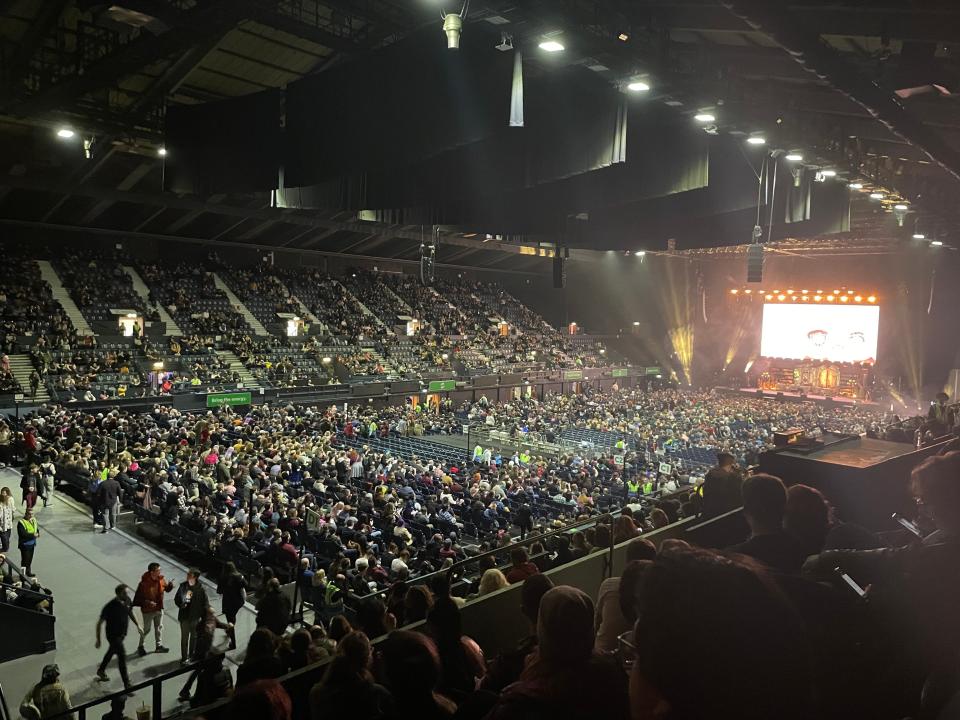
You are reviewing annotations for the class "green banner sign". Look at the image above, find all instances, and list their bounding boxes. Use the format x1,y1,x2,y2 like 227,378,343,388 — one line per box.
206,391,252,408
427,380,456,392
611,368,629,378
645,367,661,376
563,370,584,381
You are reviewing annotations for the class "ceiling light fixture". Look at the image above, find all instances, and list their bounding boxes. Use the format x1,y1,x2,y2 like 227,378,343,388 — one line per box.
912,233,925,240
627,81,650,92
848,182,863,189
747,136,766,145
539,40,565,52
785,153,803,162
157,148,167,157
894,203,908,211
634,250,646,256
694,113,715,123
931,240,944,247
820,169,837,177
869,192,884,200
56,128,75,139
618,32,629,42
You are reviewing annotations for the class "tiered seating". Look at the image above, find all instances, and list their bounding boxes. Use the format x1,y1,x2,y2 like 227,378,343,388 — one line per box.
0,256,75,352
218,265,301,332
339,270,408,328
382,275,468,335
231,337,333,388
51,252,146,324
278,268,379,343
137,262,251,335
45,346,144,400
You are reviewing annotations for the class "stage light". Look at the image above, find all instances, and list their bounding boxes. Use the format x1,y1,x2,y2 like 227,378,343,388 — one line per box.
847,290,854,294
814,295,822,302
618,32,629,42
786,289,794,294
867,296,876,303
816,289,823,294
157,147,167,157
801,295,809,301
634,250,646,256
747,136,766,145
539,40,565,52
827,295,835,302
894,203,908,211
833,289,840,294
931,240,944,247
744,289,752,294
840,296,848,302
777,294,786,301
730,289,738,295
913,233,925,240
869,192,884,199
785,153,803,162
633,321,640,326
848,182,863,189
694,113,715,123
773,290,780,294
765,294,773,300
854,295,862,302
820,169,837,177
627,81,650,92
801,289,808,294
56,128,75,139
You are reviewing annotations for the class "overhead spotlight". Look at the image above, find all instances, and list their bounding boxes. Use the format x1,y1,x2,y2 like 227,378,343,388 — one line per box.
632,321,640,326
848,182,863,189
785,153,803,162
618,32,629,42
786,289,794,295
764,294,773,300
840,296,849,302
801,295,809,301
894,203,908,211
730,289,738,295
744,289,752,294
820,169,837,177
777,294,786,301
747,136,766,145
56,128,75,139
441,1,469,49
913,233,926,240
833,289,840,294
869,192,884,200
867,296,876,303
634,250,646,257
627,80,650,92
827,295,835,302
157,147,167,157
694,113,715,123
847,290,854,294
814,295,822,302
854,295,863,302
931,240,944,247
539,40,565,52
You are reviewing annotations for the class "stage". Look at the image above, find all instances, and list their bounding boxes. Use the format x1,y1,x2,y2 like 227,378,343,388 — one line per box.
716,386,881,408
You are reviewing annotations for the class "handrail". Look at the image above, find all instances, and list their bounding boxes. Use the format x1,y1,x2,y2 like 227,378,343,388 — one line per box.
0,580,55,614
0,682,11,720
350,511,620,604
46,661,200,720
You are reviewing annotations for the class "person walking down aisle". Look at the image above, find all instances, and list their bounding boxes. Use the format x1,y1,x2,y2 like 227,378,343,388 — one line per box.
96,584,144,690
19,664,72,720
175,569,209,663
217,561,247,650
18,506,39,576
132,562,174,656
96,470,122,533
20,464,39,510
0,485,15,552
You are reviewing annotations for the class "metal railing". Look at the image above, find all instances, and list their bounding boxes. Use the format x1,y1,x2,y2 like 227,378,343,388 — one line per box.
47,662,200,720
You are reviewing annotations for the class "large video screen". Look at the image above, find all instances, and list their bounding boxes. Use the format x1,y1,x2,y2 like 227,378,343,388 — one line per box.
760,303,879,363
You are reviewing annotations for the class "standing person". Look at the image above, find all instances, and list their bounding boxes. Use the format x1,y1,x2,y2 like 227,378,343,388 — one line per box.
96,584,144,690
255,577,291,638
29,369,40,399
0,486,14,552
17,506,39,576
132,562,174,656
96,471,122,534
20,465,39,510
39,457,56,508
216,561,247,650
19,664,72,720
175,569,209,663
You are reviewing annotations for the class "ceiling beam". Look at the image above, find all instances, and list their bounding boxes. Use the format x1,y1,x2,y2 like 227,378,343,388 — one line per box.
75,160,155,225
1,0,71,95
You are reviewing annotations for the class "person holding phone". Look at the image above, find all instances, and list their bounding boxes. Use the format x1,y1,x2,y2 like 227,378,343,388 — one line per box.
175,568,209,664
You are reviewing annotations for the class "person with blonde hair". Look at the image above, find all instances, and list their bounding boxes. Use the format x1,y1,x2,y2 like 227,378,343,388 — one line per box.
0,486,15,552
477,568,509,596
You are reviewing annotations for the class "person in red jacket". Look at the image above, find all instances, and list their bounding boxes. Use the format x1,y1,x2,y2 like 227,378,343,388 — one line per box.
132,562,174,655
505,547,540,584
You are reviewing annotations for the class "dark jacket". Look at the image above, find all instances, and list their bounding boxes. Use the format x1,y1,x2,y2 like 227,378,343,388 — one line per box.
217,572,248,615
97,477,121,508
174,581,209,623
255,588,292,636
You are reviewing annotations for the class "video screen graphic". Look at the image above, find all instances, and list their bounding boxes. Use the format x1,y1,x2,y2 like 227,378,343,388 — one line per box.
760,303,879,363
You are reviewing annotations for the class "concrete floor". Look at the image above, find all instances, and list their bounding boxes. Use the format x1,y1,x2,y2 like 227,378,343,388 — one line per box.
0,468,256,717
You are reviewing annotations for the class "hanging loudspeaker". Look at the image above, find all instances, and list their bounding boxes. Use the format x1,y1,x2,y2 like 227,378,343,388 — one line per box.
747,243,764,283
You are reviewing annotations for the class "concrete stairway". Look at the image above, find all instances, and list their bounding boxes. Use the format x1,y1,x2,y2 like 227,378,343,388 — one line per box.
216,349,261,389
211,273,270,337
8,354,50,402
122,265,183,335
333,280,393,335
35,260,93,336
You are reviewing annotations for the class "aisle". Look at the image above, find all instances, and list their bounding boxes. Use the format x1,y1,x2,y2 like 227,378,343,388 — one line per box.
0,468,255,715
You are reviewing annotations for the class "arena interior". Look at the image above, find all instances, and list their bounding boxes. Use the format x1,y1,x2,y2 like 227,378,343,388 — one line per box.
1,2,960,720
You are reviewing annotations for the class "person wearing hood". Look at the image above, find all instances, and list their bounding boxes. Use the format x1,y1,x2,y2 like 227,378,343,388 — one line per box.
486,585,628,720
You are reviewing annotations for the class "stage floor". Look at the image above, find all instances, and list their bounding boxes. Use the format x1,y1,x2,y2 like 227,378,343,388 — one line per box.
717,386,881,408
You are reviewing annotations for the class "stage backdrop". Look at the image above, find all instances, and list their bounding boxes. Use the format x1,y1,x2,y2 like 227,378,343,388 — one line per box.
760,303,879,364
